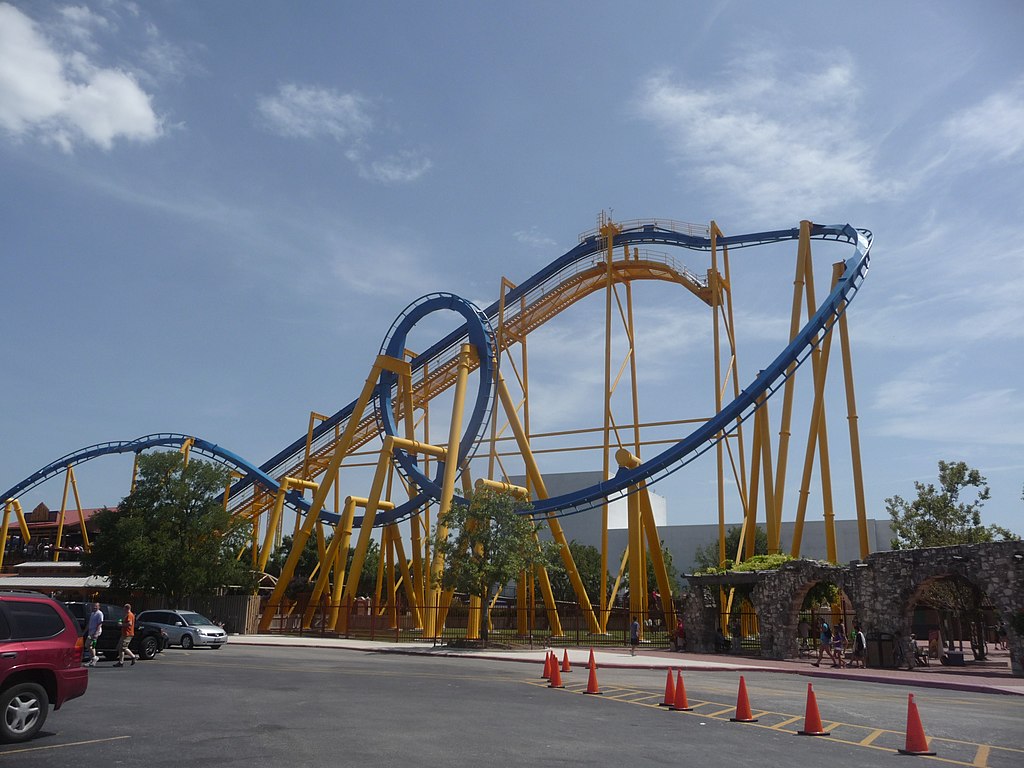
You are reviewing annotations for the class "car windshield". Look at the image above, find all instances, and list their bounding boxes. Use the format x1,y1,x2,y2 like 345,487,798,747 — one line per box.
180,612,216,626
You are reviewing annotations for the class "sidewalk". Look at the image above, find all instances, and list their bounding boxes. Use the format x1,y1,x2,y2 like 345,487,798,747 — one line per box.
229,634,1024,697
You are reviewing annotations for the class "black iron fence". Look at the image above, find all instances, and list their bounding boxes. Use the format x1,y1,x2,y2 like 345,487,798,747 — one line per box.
267,595,675,650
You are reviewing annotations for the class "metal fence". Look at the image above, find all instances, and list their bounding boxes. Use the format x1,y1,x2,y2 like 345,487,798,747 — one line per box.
268,596,675,650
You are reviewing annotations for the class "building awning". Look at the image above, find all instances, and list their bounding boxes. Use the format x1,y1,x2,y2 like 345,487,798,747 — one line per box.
0,575,110,590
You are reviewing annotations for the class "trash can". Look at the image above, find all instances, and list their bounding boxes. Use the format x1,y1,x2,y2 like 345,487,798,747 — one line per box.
866,632,895,668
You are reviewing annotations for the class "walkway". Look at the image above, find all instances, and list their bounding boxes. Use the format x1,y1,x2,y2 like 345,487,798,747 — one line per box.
230,634,1024,697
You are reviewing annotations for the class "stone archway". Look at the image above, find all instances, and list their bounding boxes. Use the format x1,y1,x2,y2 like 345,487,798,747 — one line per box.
680,541,1024,676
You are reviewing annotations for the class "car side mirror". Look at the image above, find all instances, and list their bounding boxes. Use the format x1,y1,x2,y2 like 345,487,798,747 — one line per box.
176,622,185,626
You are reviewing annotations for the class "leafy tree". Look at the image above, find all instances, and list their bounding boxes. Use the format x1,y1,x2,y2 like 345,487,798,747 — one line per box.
433,488,558,644
693,524,768,572
83,452,255,602
548,541,605,603
886,460,1016,549
266,533,323,579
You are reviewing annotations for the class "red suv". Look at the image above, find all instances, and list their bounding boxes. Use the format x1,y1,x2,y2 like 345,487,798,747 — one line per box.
0,592,88,742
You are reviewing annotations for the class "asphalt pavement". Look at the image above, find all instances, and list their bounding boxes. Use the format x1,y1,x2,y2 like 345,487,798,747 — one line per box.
230,633,1024,697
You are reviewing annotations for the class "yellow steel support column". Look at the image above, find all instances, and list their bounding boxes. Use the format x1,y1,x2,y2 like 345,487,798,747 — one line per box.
790,271,841,560
599,215,621,632
772,221,812,531
130,453,140,494
834,262,871,559
423,344,474,637
55,465,86,560
259,355,408,632
495,374,599,634
710,223,727,568
336,440,398,634
757,399,778,554
324,496,361,629
0,503,12,571
617,449,676,628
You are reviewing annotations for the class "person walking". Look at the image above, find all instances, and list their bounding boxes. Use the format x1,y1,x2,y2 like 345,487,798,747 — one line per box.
114,603,138,667
85,602,103,667
812,619,834,667
850,622,867,668
832,623,848,667
629,617,640,656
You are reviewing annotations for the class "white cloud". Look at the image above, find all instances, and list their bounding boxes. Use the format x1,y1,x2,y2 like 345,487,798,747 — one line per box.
944,81,1024,162
257,82,431,184
0,3,161,151
513,227,557,250
635,53,904,221
359,150,432,184
257,83,372,142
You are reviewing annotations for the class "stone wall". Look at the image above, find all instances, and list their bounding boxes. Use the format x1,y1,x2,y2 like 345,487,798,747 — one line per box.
682,540,1024,676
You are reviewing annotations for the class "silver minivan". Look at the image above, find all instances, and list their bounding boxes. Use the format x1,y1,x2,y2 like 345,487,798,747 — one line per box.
135,610,227,649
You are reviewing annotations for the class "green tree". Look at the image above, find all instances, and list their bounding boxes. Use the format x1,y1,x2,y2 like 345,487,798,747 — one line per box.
693,524,768,571
433,488,558,644
83,452,255,602
548,541,605,603
886,460,1015,549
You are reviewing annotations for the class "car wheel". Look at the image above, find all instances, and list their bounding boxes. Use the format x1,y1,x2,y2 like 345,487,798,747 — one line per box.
141,636,159,660
0,682,49,744
180,634,194,650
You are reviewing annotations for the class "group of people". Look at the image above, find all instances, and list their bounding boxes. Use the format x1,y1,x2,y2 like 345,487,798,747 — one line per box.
810,618,866,668
84,602,140,667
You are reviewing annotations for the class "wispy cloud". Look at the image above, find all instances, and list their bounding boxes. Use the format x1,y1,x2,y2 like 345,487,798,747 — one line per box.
257,82,431,184
258,84,372,142
513,227,557,250
0,3,162,151
635,51,905,222
943,79,1024,163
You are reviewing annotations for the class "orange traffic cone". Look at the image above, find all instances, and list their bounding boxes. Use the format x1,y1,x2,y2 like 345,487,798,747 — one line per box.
548,657,565,689
542,651,553,679
670,671,693,712
659,669,676,707
897,694,936,756
588,647,596,670
562,649,572,673
730,675,758,722
583,660,602,695
797,683,830,736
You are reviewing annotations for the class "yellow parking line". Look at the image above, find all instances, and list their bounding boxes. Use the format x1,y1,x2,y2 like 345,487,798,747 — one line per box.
770,715,804,730
971,745,990,767
858,728,886,746
0,735,130,757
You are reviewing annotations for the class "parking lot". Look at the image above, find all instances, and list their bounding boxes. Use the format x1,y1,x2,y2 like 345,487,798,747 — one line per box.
6,644,1024,766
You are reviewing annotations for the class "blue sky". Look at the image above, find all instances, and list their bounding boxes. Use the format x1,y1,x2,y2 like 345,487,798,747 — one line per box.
1,1,1022,538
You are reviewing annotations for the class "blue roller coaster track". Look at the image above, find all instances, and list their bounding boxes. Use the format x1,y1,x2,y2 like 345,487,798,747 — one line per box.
2,221,871,531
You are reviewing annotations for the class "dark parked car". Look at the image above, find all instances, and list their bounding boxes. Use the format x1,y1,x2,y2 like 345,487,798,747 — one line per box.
63,603,168,660
0,591,89,743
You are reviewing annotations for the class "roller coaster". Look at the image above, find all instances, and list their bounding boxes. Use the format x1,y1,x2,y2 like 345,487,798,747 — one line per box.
2,214,872,639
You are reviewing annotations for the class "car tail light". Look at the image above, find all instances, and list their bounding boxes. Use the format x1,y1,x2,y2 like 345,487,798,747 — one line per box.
75,636,84,652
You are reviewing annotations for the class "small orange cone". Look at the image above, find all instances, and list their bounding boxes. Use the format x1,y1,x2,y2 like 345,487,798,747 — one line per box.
670,671,693,711
583,660,602,695
542,651,553,679
730,675,758,722
797,683,830,736
562,649,572,673
588,647,596,670
659,669,676,707
548,657,565,689
897,694,936,756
